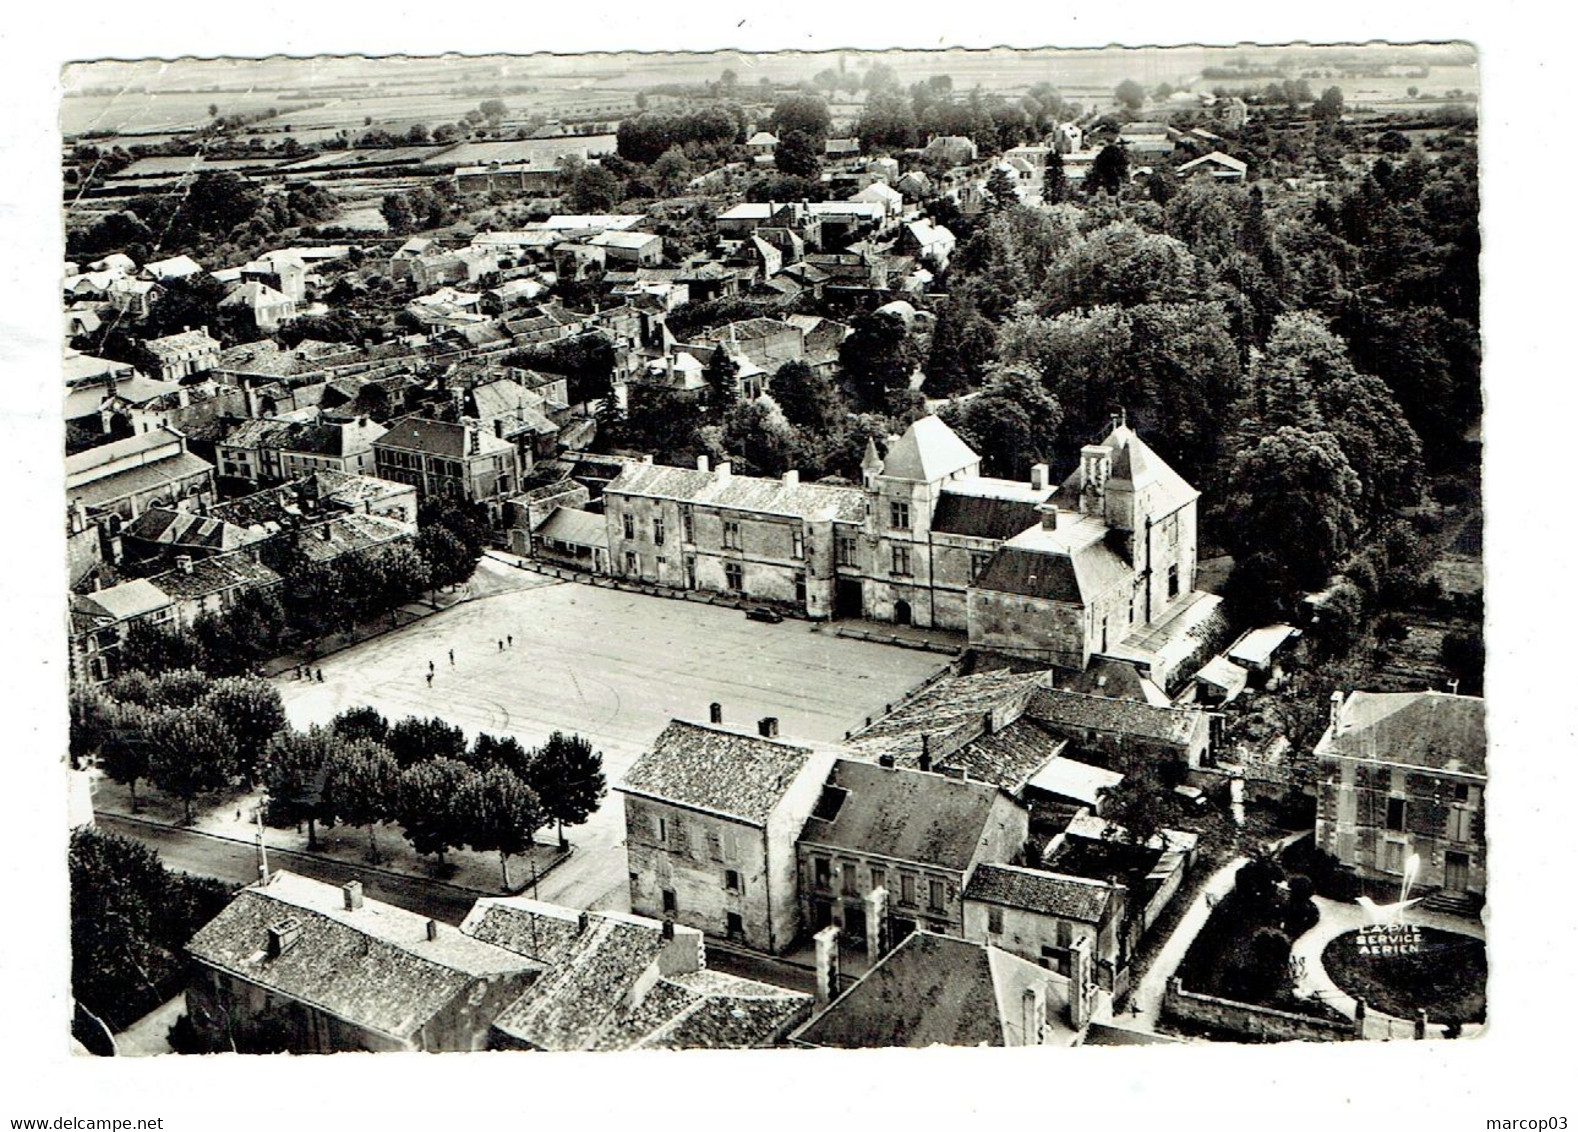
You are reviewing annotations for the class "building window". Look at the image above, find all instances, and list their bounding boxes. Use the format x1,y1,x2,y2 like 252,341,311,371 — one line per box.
656,555,667,571
707,831,723,861
870,866,886,893
927,879,945,913
656,816,668,844
726,911,744,937
837,533,858,567
795,571,807,604
683,509,695,543
662,888,677,915
842,862,860,896
653,517,665,545
813,857,831,890
723,828,739,863
1056,920,1073,948
726,869,742,893
625,551,639,576
988,905,1004,935
1447,806,1474,843
1386,796,1407,833
1454,782,1471,803
1384,840,1405,874
971,552,992,581
723,520,742,549
792,529,805,559
890,501,910,530
623,513,635,540
1167,564,1180,598
900,874,916,907
725,562,744,592
892,545,912,577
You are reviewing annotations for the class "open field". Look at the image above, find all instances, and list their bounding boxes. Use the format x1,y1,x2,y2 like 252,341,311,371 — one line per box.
276,559,948,910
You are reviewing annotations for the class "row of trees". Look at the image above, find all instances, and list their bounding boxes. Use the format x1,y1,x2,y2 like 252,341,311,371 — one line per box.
71,669,289,822
263,707,605,887
116,499,486,680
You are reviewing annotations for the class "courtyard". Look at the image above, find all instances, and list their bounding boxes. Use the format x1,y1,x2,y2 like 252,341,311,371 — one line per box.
276,558,951,910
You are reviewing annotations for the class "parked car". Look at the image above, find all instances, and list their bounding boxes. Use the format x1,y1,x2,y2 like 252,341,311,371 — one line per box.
745,606,784,624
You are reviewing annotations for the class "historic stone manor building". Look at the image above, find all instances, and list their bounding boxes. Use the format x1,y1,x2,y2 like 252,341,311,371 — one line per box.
594,414,1204,678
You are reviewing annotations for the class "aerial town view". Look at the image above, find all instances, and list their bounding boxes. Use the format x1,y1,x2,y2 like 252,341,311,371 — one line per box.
56,41,1487,1064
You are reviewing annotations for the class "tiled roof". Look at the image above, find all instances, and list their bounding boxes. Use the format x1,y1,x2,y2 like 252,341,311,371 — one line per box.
221,418,298,451
294,513,412,563
798,759,1004,872
144,329,219,359
187,872,537,1042
605,462,864,523
844,670,1045,776
1322,691,1486,776
947,719,1068,792
795,931,1076,1048
964,863,1115,922
122,507,255,553
149,551,280,601
621,720,822,825
880,416,979,482
1027,688,1206,747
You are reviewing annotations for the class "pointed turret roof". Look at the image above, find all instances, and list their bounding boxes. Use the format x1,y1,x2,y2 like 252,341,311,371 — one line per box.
880,415,979,483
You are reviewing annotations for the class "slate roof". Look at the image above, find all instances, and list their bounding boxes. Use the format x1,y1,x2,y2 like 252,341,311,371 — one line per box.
964,863,1115,922
932,492,1043,540
880,416,979,482
795,931,1077,1048
605,462,864,523
620,720,821,826
973,518,1132,605
972,546,1081,603
798,759,1004,872
1321,691,1486,776
1050,423,1198,518
1027,688,1206,747
69,451,215,509
187,872,538,1043
375,416,514,459
122,507,254,553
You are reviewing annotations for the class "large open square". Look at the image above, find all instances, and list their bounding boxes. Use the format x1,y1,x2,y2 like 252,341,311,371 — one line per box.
277,558,950,909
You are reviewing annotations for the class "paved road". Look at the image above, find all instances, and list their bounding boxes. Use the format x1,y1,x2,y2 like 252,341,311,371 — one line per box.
99,815,479,924
276,557,948,911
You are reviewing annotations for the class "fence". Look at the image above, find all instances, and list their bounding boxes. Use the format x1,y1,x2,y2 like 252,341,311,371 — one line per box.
1162,978,1362,1042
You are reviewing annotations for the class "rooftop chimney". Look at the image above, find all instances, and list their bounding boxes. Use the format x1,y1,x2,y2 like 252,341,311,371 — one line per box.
578,911,591,934
342,880,364,911
709,702,723,725
176,554,194,575
1030,463,1049,492
715,461,732,478
878,753,896,769
1330,690,1345,729
494,419,505,438
661,917,675,940
1079,445,1111,516
426,919,440,941
697,454,711,473
782,469,800,487
467,426,480,456
918,733,933,773
1038,504,1059,532
266,918,302,958
758,717,780,739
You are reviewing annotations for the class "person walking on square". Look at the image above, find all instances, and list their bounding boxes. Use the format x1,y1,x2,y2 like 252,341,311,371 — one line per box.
426,671,433,687
498,639,504,652
449,649,455,666
429,660,435,676
507,634,513,648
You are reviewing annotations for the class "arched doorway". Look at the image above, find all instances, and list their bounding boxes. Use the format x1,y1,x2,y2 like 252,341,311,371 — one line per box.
893,599,912,626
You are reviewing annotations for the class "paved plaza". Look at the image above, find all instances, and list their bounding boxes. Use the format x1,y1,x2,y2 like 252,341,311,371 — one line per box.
277,559,950,909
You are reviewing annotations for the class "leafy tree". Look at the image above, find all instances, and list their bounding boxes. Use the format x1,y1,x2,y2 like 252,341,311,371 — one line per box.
768,94,832,146
1097,761,1171,848
1041,150,1068,204
457,765,543,889
417,527,474,594
855,91,918,152
471,732,536,779
396,757,472,864
118,619,206,678
526,731,607,849
146,706,239,824
720,397,800,477
839,311,918,410
380,193,415,235
98,704,156,813
1114,79,1146,112
1312,86,1345,121
651,146,693,196
387,715,468,767
261,726,334,849
331,705,389,747
200,676,286,785
925,295,997,397
1226,926,1294,1003
70,686,117,767
1087,143,1130,196
561,155,622,214
704,345,740,415
322,740,401,862
1221,427,1365,612
147,668,212,710
938,366,1062,480
70,827,234,1031
479,98,508,123
983,167,1020,212
769,360,841,432
774,129,823,179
